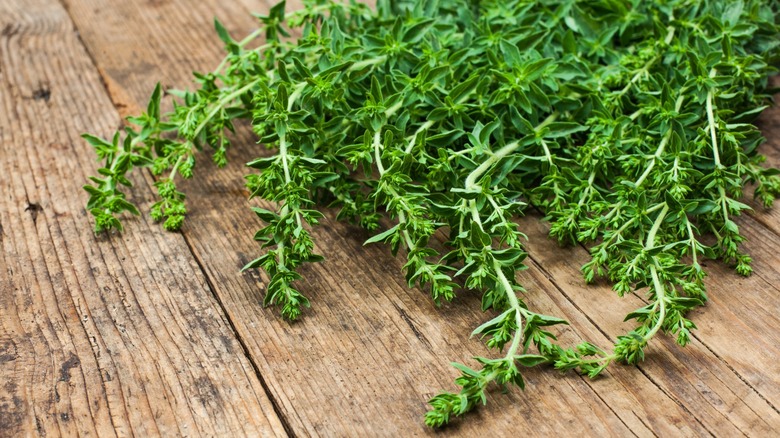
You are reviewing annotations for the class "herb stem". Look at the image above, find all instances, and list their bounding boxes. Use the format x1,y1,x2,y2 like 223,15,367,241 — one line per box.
349,56,388,71
465,112,558,189
576,172,597,209
405,120,434,154
464,140,520,189
373,130,386,175
643,203,670,340
577,354,617,365
284,56,387,114
706,90,721,167
540,139,554,166
645,203,668,247
613,26,674,100
275,132,299,270
168,152,185,180
685,219,699,266
705,82,731,223
279,133,292,183
374,129,415,249
634,94,684,188
288,81,308,111
633,94,685,187
239,28,265,47
495,256,525,359
468,198,528,365
645,265,667,340
215,43,272,75
601,202,665,248
193,79,261,140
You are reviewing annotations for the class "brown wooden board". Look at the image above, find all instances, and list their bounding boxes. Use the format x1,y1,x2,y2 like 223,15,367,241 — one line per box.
58,0,780,435
0,0,286,436
3,0,780,435
519,214,780,434
751,100,780,236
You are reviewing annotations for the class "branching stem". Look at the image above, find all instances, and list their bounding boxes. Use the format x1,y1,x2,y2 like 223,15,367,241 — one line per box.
465,113,559,189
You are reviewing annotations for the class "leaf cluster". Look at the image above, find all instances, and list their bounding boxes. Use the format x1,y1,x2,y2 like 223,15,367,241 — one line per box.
82,0,780,428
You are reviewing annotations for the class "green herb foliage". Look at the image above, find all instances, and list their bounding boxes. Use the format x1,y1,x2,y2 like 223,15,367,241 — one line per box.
83,0,780,428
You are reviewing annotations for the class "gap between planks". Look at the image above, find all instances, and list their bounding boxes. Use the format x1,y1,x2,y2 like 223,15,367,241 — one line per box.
179,229,296,438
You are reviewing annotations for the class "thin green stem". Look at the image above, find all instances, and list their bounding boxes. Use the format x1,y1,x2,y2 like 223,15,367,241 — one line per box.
287,81,308,112
612,26,674,100
274,133,299,269
706,90,721,167
643,203,670,341
239,28,265,47
193,79,262,139
349,55,388,71
685,219,699,266
279,134,292,183
706,83,731,223
468,199,528,364
405,120,434,154
600,202,666,248
464,141,521,189
576,353,617,365
633,94,685,188
645,202,669,247
465,113,558,190
645,266,667,340
374,129,415,249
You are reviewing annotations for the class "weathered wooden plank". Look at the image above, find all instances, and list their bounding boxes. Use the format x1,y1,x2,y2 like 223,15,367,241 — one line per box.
518,213,780,436
61,0,780,436
0,1,287,436
59,1,645,434
202,165,722,435
61,0,273,118
516,101,780,430
749,101,780,236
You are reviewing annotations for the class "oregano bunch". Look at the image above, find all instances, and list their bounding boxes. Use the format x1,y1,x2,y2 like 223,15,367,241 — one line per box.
83,0,780,428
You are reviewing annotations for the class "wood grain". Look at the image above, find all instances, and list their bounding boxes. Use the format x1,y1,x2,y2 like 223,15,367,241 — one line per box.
59,0,636,434
58,0,780,436
750,100,780,236
0,0,286,436
518,213,780,435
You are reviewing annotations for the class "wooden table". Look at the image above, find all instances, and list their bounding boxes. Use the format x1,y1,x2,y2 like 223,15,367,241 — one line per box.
2,0,780,436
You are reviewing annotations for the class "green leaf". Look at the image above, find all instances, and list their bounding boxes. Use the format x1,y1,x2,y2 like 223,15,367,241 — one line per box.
471,309,512,337
251,207,279,223
543,122,587,139
364,224,399,245
214,19,233,45
451,362,481,378
515,354,550,367
147,83,162,120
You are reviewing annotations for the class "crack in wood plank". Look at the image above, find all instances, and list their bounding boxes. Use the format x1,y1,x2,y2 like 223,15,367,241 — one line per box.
178,226,295,438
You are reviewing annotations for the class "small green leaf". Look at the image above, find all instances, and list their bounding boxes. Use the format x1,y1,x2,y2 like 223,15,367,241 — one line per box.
515,354,550,367
364,224,399,245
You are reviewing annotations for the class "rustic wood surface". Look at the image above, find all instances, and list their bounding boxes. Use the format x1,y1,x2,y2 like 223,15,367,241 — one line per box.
1,0,779,436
